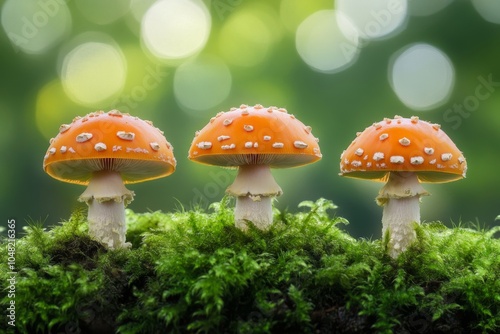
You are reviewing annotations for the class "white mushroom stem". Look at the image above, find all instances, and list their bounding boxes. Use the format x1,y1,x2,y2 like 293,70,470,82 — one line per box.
226,165,282,230
376,172,429,258
78,171,134,249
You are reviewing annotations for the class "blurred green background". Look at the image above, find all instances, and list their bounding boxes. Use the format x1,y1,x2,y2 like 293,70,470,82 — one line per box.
1,0,499,238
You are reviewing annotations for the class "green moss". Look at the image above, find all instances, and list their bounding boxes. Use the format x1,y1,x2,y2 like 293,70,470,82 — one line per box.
1,198,499,333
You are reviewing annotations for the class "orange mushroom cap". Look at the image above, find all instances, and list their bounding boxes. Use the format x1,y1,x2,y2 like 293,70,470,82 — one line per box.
188,104,322,168
339,116,467,183
43,110,176,185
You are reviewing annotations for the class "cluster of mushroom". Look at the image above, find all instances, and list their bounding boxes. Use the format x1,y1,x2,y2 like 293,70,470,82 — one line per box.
43,108,467,258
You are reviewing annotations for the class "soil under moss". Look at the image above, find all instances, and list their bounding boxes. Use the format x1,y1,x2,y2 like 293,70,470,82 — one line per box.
1,198,499,333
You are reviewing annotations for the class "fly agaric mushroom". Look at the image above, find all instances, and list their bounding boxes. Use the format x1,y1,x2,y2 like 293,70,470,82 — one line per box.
43,110,176,249
188,104,322,230
340,116,467,258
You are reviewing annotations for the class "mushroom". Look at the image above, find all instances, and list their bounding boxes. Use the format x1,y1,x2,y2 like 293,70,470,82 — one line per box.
188,104,322,230
43,110,176,249
339,116,467,258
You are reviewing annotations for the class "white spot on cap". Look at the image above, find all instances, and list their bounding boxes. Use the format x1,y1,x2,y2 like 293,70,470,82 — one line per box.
68,147,76,153
150,142,160,151
217,135,230,142
294,141,308,149
410,116,419,123
244,141,253,148
390,156,405,164
243,124,254,132
254,142,258,148
367,162,372,167
351,160,362,167
117,131,135,141
372,123,382,130
458,156,465,164
441,153,452,161
437,164,445,169
263,136,271,141
76,133,93,143
223,119,233,126
221,144,236,150
108,110,123,117
429,159,436,165
94,143,107,152
410,156,424,165
304,126,312,134
49,148,56,155
197,141,212,149
379,133,389,141
424,147,434,155
373,152,385,161
272,142,284,149
399,137,411,146
354,148,364,156
60,146,67,153
59,124,71,133
113,145,122,152
241,109,249,116
432,124,441,130
126,147,147,153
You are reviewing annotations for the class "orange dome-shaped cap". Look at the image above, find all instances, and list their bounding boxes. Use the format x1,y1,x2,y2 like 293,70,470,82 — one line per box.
43,110,176,185
340,116,467,183
188,104,322,168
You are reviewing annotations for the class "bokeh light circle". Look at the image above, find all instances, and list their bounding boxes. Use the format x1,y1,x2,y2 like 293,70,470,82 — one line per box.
60,39,127,107
1,0,71,54
36,80,87,141
141,0,211,60
295,10,360,73
389,43,455,110
218,10,273,67
337,0,408,40
174,55,232,112
472,0,500,24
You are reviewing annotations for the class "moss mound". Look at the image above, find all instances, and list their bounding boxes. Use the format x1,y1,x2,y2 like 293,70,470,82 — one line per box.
1,198,499,333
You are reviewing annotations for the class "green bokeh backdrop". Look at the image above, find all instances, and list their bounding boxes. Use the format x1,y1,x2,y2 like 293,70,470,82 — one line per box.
1,0,499,239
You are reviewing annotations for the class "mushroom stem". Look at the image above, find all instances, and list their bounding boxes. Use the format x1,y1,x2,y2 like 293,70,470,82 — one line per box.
226,165,282,230
377,172,428,258
381,196,420,258
78,171,134,249
234,196,273,230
